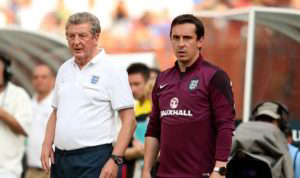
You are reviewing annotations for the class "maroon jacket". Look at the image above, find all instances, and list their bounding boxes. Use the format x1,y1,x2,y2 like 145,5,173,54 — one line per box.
146,54,235,178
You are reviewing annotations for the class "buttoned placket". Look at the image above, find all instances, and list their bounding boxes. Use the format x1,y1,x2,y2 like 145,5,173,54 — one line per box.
73,61,93,88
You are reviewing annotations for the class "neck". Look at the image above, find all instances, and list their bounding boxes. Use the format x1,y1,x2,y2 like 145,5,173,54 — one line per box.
139,96,146,105
36,91,51,102
178,53,199,72
75,48,100,69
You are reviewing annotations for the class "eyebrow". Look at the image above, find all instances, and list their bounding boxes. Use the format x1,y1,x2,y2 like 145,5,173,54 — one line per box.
172,34,193,38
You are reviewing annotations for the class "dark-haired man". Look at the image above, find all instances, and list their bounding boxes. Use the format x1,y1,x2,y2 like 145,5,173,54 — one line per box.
0,55,32,178
142,14,235,178
125,63,151,178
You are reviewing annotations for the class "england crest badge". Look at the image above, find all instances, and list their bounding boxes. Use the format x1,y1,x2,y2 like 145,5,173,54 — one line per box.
91,75,100,84
189,79,199,90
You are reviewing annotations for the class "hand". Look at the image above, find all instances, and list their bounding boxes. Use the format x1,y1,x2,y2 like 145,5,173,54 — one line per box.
132,140,144,157
0,108,7,120
99,158,118,178
141,169,152,178
40,143,54,174
209,171,224,178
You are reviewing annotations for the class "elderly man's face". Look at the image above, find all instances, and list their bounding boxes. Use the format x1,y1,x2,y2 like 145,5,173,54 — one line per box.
66,23,99,61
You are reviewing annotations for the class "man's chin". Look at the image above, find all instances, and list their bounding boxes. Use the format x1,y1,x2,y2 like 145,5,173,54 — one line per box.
74,54,84,60
177,58,189,63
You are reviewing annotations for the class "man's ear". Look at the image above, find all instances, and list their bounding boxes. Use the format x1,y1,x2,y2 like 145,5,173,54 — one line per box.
197,37,204,49
94,33,100,46
197,37,204,50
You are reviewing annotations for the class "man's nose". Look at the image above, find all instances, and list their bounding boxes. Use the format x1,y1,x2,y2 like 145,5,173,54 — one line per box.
73,35,80,44
178,38,184,47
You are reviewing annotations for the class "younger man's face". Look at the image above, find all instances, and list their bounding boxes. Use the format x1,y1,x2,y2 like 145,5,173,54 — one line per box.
128,73,147,101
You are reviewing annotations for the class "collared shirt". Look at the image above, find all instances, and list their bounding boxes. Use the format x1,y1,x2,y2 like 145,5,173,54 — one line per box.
0,82,32,177
52,49,134,150
146,54,235,178
288,144,300,178
26,91,53,168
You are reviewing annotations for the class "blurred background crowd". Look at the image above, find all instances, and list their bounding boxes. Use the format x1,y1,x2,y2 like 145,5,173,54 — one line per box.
0,0,300,69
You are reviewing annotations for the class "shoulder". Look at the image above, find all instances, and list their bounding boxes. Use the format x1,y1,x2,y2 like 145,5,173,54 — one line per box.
201,61,225,76
58,58,73,71
288,144,300,154
7,82,30,99
55,58,74,78
156,66,176,83
201,60,231,84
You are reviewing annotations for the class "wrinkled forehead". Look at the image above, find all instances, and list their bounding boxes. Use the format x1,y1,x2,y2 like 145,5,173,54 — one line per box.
66,23,91,34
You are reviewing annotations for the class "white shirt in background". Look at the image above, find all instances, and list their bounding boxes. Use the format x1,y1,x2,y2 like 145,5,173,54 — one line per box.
26,91,53,168
0,82,32,178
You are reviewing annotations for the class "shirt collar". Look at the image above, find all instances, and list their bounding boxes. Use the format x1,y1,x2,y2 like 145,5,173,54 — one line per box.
33,90,54,104
71,48,106,67
175,53,203,73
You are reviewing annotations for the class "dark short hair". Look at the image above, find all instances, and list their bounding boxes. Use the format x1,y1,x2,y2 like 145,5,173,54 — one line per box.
170,14,205,40
0,54,12,86
127,63,150,81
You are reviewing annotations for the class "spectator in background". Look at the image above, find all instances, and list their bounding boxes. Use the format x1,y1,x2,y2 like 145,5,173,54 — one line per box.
230,101,294,178
107,0,132,51
142,14,235,178
0,54,32,178
129,12,164,52
291,0,300,9
231,0,253,8
25,64,55,178
256,0,290,7
196,0,230,11
286,129,300,178
149,68,160,80
40,12,136,178
125,63,151,178
39,12,63,36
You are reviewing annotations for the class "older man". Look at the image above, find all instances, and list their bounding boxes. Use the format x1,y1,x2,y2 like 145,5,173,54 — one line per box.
25,64,55,178
41,12,136,178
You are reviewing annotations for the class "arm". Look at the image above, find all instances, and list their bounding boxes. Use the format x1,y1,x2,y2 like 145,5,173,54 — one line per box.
142,77,161,178
142,137,160,178
209,161,227,178
41,109,57,174
0,108,26,135
100,108,136,178
113,108,137,156
0,87,32,136
209,71,235,178
124,139,144,160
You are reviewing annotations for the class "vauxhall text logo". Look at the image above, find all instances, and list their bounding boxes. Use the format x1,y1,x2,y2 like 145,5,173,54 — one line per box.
170,97,179,109
160,97,193,117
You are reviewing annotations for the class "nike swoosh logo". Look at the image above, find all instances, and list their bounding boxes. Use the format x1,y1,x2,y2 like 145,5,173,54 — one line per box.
160,84,168,89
